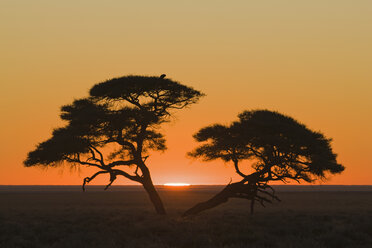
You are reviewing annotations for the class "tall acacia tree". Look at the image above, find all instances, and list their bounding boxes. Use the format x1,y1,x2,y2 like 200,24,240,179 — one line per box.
25,75,204,215
183,110,344,216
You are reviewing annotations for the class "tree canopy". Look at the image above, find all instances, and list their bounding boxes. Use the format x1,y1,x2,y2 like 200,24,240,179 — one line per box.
25,75,204,215
184,110,344,216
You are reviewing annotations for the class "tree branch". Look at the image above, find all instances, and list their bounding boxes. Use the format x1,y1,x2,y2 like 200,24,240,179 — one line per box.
104,172,117,190
108,160,136,167
113,169,142,182
82,171,110,191
233,159,247,178
64,156,104,170
89,145,105,166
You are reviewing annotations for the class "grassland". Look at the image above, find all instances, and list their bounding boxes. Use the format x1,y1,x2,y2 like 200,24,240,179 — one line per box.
0,185,371,248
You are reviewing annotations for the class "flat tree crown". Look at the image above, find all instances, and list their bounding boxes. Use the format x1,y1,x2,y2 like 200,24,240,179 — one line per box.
25,75,204,168
189,110,344,183
90,75,204,116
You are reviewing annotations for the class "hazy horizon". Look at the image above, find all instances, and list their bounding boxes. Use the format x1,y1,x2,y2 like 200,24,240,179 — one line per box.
1,183,372,186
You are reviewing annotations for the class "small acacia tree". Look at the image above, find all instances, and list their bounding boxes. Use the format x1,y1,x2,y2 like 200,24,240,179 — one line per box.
183,110,344,216
25,75,204,215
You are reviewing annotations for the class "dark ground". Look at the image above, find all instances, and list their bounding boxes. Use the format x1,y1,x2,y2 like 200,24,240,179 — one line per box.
0,185,371,248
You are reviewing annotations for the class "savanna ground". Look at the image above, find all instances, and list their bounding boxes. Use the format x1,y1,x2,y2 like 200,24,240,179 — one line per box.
0,185,371,248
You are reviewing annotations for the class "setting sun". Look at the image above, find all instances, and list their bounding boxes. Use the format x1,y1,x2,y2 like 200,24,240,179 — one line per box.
163,183,191,187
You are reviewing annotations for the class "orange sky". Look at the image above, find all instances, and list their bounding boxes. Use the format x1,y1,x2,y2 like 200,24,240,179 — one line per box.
0,1,371,185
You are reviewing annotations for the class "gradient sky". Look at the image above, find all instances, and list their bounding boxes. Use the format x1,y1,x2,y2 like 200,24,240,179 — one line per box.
1,1,371,185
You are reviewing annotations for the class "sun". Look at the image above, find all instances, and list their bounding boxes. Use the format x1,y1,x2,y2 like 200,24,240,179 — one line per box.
163,183,191,187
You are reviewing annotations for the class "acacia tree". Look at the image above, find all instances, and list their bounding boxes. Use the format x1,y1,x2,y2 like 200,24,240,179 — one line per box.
25,75,204,215
183,110,344,216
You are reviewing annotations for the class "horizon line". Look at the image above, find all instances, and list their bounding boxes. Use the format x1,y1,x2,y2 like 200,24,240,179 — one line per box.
1,184,372,186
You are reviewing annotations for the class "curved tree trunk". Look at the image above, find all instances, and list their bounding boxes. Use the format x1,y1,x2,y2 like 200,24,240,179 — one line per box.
183,181,254,217
142,174,166,215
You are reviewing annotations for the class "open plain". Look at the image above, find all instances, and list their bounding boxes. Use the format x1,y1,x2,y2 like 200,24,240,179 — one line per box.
0,185,371,248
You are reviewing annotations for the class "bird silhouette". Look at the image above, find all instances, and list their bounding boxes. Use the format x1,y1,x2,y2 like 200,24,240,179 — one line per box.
160,74,166,79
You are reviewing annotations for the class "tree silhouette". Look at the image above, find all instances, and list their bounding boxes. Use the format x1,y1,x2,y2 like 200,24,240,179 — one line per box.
25,75,204,215
183,110,344,216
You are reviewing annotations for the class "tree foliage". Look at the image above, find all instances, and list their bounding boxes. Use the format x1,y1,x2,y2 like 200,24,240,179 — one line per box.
184,110,344,216
25,75,204,215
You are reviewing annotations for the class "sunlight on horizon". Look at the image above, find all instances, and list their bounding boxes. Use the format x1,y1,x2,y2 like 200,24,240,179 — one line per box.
164,183,191,187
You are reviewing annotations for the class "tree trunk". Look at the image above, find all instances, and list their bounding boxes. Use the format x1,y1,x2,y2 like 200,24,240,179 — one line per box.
183,181,252,217
250,199,255,215
142,175,166,215
182,190,229,217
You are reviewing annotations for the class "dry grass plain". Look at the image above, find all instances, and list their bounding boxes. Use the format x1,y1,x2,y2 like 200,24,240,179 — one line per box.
0,185,371,248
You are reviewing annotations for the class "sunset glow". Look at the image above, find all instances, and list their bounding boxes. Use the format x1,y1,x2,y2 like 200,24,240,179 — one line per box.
164,183,191,187
1,2,371,247
0,1,371,186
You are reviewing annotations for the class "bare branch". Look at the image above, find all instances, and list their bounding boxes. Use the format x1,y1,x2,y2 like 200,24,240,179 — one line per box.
134,165,140,177
108,160,136,167
113,169,142,182
104,173,117,190
233,159,247,178
257,188,281,202
90,146,105,165
82,171,109,191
